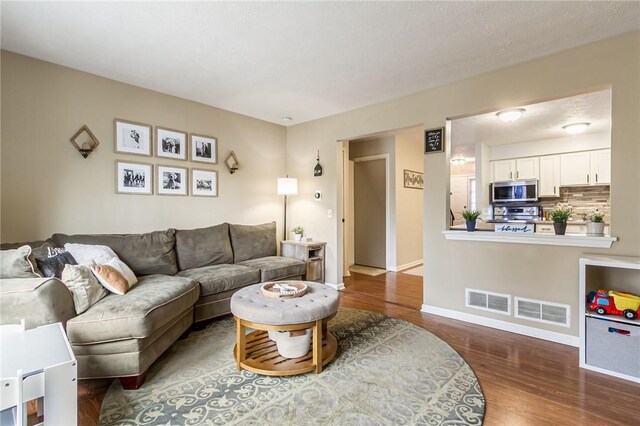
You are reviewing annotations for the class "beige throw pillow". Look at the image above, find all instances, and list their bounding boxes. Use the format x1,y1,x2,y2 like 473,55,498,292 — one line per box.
92,265,130,295
0,245,41,278
61,264,108,314
91,257,137,295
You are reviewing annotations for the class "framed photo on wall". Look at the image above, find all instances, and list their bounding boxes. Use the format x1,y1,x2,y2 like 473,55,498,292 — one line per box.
190,133,218,164
115,161,153,195
191,169,218,197
157,165,188,196
425,127,444,154
403,169,423,189
114,119,152,156
156,127,187,160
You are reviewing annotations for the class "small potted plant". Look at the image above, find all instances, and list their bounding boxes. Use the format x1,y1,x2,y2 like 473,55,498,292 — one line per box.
586,211,605,236
461,210,482,232
550,205,572,235
291,225,304,241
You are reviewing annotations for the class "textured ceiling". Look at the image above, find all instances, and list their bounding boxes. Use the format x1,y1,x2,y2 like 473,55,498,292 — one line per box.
450,89,612,159
1,2,638,125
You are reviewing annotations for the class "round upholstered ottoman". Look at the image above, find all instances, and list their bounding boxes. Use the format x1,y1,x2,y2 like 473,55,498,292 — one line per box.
230,281,339,376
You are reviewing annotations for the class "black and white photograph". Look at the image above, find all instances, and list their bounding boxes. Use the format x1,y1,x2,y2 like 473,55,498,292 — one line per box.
116,161,153,194
156,127,187,160
157,165,188,196
114,119,152,156
190,133,218,164
191,169,218,197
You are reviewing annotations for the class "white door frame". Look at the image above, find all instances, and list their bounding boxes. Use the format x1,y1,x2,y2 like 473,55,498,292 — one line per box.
350,153,392,270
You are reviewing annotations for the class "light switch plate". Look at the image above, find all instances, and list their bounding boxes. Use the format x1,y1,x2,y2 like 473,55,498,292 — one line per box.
327,209,333,219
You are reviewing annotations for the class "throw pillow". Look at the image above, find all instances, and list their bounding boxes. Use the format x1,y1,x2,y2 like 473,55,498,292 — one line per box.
34,246,77,279
91,265,130,295
91,257,138,295
0,245,41,278
64,243,117,266
61,264,108,314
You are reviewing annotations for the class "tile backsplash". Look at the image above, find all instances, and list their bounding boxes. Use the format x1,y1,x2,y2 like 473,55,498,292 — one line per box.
540,185,610,221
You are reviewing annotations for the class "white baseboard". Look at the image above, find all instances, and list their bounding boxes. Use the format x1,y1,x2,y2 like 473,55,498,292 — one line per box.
326,282,345,291
421,304,579,347
388,260,422,272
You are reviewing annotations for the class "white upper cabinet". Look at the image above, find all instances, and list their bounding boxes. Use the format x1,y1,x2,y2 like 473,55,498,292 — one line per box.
492,159,515,182
539,155,560,197
560,149,611,186
515,157,539,180
491,157,539,182
590,149,611,185
560,151,591,185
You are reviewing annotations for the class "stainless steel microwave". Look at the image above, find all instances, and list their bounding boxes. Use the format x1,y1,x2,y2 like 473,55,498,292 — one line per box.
491,179,539,203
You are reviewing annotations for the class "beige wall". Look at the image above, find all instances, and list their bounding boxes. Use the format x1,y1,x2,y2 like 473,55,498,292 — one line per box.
286,31,640,337
1,51,287,242
394,128,423,268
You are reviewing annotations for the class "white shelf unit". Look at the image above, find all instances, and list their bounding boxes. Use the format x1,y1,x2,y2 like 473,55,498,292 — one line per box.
579,255,640,383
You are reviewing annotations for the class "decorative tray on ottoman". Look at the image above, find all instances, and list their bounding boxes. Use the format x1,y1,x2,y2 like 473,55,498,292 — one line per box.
261,281,308,299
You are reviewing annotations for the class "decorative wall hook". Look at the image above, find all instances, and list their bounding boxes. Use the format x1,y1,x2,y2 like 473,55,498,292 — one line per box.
225,151,239,174
70,125,100,158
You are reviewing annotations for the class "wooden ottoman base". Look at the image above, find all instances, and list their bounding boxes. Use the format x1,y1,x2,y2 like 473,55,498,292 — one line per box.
233,315,337,376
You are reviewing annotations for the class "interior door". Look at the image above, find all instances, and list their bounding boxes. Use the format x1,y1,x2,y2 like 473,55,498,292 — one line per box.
450,176,469,225
354,159,386,268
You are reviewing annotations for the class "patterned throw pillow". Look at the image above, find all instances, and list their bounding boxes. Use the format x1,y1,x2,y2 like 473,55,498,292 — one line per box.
34,246,77,279
0,245,41,278
61,264,108,314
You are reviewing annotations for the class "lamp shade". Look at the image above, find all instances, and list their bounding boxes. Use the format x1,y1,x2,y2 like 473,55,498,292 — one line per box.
277,177,298,195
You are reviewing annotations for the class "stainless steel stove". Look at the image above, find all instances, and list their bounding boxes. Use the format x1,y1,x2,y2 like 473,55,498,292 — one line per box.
490,204,542,223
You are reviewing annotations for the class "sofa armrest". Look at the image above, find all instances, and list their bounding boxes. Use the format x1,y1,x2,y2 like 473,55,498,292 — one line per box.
0,277,76,328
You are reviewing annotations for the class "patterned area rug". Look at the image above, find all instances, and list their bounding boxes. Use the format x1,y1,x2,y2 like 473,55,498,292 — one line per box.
99,308,485,425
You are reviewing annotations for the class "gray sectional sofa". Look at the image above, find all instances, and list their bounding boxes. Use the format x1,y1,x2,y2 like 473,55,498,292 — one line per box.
0,222,306,388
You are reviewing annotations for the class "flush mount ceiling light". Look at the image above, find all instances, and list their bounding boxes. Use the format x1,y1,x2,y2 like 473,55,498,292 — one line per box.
281,116,292,122
450,157,466,165
496,108,525,122
563,122,590,134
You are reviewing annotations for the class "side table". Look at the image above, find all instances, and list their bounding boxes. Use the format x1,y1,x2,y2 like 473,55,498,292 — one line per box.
281,240,326,283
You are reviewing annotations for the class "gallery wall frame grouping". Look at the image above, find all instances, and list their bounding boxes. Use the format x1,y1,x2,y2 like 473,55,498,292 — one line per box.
114,118,218,163
114,118,219,197
115,161,219,197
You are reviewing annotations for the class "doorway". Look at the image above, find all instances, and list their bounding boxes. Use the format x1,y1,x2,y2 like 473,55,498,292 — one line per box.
353,156,387,269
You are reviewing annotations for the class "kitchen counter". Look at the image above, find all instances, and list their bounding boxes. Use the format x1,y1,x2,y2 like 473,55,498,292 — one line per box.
450,222,496,231
534,220,610,225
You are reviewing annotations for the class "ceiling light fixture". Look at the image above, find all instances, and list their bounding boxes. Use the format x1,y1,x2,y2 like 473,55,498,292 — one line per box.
450,157,466,165
496,108,525,122
562,122,590,134
281,116,292,122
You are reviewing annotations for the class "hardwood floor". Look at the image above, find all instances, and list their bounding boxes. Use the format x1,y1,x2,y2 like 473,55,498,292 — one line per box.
75,271,640,425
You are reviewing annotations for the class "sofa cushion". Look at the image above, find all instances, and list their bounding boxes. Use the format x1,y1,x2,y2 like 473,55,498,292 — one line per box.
175,223,233,270
176,264,260,297
66,274,199,344
229,222,276,263
237,256,306,282
0,245,41,279
52,230,178,276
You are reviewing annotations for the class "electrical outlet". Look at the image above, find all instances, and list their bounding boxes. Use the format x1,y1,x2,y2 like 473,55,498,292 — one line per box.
327,209,333,219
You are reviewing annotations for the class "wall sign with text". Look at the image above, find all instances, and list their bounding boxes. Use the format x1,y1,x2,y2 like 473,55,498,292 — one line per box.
424,127,444,154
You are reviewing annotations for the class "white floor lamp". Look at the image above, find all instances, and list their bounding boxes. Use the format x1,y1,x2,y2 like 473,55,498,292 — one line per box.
277,177,298,241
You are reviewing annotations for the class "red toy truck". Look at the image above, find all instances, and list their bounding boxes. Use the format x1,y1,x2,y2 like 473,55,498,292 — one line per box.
587,290,640,320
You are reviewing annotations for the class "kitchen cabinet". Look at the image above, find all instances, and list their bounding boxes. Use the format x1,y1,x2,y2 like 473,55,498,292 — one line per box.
560,151,591,185
560,149,611,186
492,160,515,182
539,155,560,197
590,149,611,184
491,157,539,182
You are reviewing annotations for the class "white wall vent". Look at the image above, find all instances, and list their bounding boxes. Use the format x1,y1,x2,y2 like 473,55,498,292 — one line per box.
515,297,570,328
465,289,511,315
